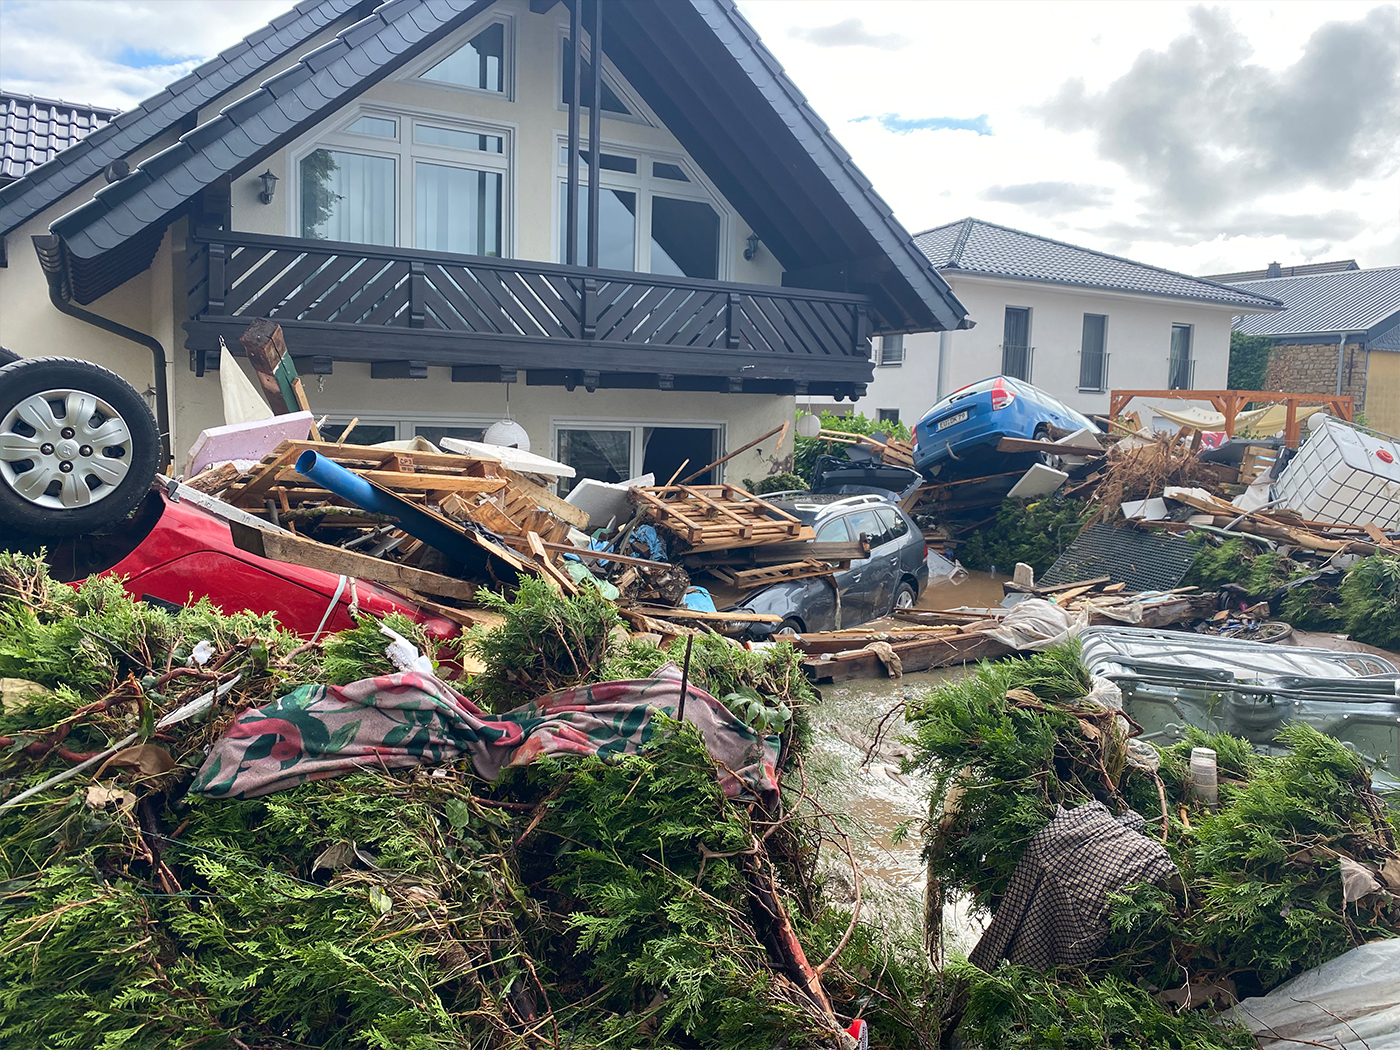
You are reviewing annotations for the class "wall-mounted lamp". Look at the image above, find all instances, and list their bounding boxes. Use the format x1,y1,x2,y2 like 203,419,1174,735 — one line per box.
743,233,761,261
256,169,279,205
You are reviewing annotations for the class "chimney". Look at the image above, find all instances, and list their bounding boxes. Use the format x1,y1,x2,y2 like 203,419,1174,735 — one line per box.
1265,261,1283,278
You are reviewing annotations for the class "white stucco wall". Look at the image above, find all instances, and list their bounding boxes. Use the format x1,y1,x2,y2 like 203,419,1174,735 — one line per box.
859,273,1240,426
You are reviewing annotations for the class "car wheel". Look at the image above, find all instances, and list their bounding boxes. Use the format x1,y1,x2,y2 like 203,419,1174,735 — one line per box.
773,619,804,638
892,582,917,611
1032,425,1063,470
0,356,160,537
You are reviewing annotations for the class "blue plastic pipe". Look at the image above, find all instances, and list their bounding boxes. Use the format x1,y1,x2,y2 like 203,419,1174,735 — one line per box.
294,450,486,569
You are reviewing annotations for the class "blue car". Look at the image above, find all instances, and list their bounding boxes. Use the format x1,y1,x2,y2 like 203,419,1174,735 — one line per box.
912,376,1099,477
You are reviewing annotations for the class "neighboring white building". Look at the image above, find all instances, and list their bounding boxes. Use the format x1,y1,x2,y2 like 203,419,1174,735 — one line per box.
849,219,1281,428
0,0,968,490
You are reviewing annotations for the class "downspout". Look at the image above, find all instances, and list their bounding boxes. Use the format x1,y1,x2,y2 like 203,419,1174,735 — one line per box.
936,330,950,401
1336,332,1348,397
32,235,172,468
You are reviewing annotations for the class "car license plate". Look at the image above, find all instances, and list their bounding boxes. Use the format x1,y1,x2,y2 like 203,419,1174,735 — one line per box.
936,410,968,431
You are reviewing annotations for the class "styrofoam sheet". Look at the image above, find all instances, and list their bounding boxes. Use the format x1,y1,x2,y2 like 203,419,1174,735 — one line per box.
1006,463,1068,498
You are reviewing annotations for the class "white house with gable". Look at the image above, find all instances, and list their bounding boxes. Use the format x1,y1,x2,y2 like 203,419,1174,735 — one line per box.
0,0,970,492
850,219,1281,428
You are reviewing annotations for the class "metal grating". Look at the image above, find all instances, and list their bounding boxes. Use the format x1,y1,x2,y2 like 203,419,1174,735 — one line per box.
1039,522,1197,592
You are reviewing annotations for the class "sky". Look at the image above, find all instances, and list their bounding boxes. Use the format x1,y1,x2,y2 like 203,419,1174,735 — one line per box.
1,0,1396,276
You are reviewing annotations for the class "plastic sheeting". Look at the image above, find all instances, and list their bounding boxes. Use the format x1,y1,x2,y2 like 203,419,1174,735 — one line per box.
1228,939,1400,1049
975,598,1088,651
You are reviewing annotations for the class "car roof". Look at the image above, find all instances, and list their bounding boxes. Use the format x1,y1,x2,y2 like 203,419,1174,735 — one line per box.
766,492,894,524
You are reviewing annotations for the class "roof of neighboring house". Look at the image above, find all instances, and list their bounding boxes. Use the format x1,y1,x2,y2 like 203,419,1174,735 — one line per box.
0,93,119,184
1202,259,1359,283
0,0,363,236
40,0,968,334
1230,266,1400,341
913,217,1283,311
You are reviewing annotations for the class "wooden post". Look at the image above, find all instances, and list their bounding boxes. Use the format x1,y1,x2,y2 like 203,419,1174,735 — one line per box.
240,318,320,439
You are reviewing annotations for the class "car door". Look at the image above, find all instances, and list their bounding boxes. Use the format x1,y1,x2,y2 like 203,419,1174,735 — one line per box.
868,507,911,613
832,508,888,627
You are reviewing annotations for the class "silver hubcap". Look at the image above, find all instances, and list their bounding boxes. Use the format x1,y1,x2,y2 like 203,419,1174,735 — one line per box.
0,389,133,509
896,590,915,608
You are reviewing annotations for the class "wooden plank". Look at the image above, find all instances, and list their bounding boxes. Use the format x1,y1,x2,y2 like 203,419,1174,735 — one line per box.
804,632,1013,683
627,605,784,623
525,531,573,594
227,522,478,601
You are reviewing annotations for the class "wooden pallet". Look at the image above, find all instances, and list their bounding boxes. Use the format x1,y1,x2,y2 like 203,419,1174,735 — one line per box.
1238,445,1281,484
222,440,503,509
631,484,812,552
706,558,837,588
815,429,915,468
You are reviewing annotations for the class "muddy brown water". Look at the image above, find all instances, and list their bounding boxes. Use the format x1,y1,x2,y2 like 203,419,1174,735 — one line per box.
917,568,1009,611
809,664,989,958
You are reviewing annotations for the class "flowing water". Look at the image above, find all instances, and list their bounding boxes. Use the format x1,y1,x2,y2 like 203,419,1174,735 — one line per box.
808,665,990,960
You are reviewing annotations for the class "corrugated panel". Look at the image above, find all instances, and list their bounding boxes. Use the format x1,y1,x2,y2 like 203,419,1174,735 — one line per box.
910,217,1283,310
1039,522,1197,593
1231,267,1400,338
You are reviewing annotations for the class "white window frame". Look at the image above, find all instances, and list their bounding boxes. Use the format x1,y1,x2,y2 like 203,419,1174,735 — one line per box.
550,417,728,488
394,12,516,101
288,102,517,258
320,412,504,443
551,135,733,279
553,23,655,127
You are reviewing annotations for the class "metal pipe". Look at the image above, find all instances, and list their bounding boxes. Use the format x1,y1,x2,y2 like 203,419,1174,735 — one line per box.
586,0,602,269
1336,332,1348,396
565,0,582,266
32,235,172,468
936,330,950,401
294,450,486,569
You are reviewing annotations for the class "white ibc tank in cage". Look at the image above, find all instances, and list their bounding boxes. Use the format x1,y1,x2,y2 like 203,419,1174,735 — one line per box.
1273,414,1400,529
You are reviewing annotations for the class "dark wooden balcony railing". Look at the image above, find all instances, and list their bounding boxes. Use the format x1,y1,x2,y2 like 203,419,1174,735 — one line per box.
185,231,875,389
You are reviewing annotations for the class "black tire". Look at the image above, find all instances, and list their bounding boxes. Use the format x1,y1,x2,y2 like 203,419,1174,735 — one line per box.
892,582,917,612
1032,425,1063,470
773,618,804,638
0,356,159,537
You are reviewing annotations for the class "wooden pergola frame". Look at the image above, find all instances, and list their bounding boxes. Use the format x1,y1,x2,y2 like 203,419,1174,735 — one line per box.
1108,389,1354,447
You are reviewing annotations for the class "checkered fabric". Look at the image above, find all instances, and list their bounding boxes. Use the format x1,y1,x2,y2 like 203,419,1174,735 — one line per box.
968,801,1177,971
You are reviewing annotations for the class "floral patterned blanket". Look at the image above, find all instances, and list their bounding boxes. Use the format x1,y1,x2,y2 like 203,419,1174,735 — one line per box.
191,663,779,804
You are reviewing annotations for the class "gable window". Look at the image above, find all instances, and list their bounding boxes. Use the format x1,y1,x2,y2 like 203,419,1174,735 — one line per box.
879,334,905,366
296,108,511,256
561,37,633,117
1079,314,1108,391
1169,324,1194,390
1002,307,1032,381
556,141,727,279
420,22,505,93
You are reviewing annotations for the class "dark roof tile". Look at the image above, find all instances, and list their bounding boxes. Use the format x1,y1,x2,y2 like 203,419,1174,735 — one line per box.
0,0,361,234
0,93,117,182
914,217,1282,311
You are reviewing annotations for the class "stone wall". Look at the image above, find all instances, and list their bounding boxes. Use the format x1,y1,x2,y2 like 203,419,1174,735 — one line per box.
1263,341,1368,409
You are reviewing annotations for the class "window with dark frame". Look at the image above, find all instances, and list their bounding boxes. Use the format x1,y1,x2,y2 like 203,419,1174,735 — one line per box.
878,408,900,424
1001,307,1032,381
1079,313,1108,391
879,334,905,366
1169,324,1193,390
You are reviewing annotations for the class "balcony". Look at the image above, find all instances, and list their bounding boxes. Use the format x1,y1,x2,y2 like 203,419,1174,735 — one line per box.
183,230,876,396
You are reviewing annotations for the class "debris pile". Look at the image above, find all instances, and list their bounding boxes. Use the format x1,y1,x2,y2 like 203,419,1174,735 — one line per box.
0,552,933,1049
903,644,1400,1045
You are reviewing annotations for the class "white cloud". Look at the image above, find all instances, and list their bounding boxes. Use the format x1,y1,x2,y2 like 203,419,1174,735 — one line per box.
737,0,1399,273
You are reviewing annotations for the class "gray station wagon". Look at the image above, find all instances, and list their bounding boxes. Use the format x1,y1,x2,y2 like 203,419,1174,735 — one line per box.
731,490,928,638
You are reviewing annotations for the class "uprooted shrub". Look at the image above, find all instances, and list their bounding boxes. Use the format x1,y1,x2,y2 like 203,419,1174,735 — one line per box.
904,644,1400,1014
464,575,623,711
0,551,945,1050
